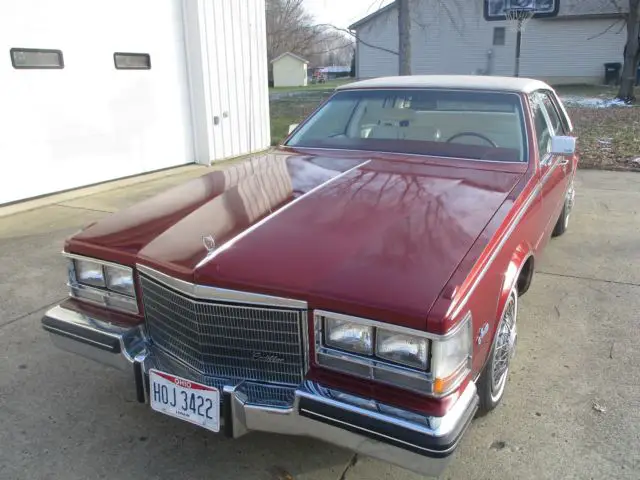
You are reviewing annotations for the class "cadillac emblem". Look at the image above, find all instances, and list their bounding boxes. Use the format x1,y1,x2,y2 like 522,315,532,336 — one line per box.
202,235,216,254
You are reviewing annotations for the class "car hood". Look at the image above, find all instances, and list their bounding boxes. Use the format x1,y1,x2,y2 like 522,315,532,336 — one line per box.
69,151,522,329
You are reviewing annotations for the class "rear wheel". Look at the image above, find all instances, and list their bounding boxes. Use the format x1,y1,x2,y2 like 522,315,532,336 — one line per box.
477,288,518,415
552,182,575,237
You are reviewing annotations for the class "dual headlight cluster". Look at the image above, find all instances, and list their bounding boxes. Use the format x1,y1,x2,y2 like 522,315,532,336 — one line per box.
317,311,472,397
325,317,429,369
68,255,138,314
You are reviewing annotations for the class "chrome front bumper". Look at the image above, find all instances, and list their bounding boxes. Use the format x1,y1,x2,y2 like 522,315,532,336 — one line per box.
42,305,478,478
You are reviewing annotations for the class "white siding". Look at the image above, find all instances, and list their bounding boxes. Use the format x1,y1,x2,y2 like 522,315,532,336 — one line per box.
356,3,626,84
357,8,399,78
272,55,308,87
184,0,270,164
0,0,193,205
0,0,271,205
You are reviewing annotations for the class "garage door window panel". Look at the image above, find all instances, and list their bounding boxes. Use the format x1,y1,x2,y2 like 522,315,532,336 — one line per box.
114,52,151,70
10,48,64,69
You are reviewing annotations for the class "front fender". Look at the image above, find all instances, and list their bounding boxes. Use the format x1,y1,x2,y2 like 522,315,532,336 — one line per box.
499,245,532,314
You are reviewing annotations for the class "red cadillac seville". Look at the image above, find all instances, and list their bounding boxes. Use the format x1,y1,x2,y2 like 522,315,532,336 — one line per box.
42,76,577,477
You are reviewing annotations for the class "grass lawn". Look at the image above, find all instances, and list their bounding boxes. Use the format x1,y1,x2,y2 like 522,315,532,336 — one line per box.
269,78,352,94
556,84,640,171
554,84,620,99
568,106,640,171
270,91,332,145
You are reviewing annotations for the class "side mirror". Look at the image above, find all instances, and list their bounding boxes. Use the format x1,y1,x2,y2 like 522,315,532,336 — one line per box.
288,123,299,134
550,136,576,156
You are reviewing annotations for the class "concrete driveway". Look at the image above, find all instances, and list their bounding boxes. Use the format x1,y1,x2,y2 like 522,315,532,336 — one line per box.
1,168,638,480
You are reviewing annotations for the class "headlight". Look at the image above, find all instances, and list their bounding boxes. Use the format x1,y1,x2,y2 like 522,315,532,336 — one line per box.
105,265,135,297
324,318,373,355
67,254,138,314
431,314,472,395
315,310,472,397
74,259,105,287
376,330,429,369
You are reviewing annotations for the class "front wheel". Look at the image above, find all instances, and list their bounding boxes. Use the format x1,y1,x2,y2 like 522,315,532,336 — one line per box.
477,288,518,415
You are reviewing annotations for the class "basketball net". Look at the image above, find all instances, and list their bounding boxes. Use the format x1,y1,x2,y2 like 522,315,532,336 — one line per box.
505,8,535,32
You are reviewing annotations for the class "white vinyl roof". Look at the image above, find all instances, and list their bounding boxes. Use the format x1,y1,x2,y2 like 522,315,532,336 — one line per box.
337,75,553,94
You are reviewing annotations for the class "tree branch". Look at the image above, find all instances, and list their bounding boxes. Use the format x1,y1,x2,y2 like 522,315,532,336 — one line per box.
317,24,399,56
587,17,625,40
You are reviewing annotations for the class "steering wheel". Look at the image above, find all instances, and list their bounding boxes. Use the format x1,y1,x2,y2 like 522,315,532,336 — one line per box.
446,132,497,148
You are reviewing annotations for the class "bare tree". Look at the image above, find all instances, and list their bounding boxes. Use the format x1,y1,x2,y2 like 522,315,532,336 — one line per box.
265,0,317,61
398,0,412,75
618,0,640,101
266,0,355,71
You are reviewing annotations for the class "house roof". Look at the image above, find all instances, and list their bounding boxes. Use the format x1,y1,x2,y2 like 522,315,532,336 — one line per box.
349,0,627,29
270,52,309,64
336,75,552,94
349,1,396,29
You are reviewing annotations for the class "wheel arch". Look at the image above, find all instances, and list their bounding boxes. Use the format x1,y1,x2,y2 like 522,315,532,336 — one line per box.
501,245,534,304
475,246,531,379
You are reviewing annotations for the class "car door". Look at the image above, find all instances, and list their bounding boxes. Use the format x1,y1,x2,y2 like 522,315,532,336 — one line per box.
530,90,571,247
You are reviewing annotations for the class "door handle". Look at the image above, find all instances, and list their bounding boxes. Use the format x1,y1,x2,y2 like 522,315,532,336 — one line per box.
557,158,570,166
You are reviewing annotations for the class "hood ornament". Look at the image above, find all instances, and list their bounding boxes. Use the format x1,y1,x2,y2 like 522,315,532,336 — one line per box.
202,235,216,254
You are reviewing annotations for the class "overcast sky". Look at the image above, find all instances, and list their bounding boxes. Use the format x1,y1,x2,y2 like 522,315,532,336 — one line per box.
304,0,394,29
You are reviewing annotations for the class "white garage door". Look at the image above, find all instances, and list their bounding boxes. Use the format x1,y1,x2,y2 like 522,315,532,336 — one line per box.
0,0,194,205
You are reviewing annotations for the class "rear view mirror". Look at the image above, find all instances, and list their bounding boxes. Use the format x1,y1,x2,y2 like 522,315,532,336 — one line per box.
288,124,299,134
551,136,576,156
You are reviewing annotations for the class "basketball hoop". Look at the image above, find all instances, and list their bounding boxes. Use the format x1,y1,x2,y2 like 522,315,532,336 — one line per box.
504,7,535,32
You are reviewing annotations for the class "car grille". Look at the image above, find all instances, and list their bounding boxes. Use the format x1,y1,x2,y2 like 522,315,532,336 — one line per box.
140,275,306,388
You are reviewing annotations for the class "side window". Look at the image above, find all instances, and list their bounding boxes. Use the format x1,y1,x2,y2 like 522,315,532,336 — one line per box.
493,27,506,46
530,94,552,160
538,91,565,135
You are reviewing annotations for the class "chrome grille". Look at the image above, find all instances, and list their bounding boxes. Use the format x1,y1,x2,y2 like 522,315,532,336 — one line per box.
140,275,305,386
146,346,296,408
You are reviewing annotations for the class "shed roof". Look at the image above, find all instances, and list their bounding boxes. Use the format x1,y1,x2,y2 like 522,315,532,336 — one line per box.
270,52,309,64
336,75,552,94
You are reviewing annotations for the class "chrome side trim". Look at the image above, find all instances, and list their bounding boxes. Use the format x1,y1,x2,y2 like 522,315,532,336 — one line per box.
450,157,562,320
136,264,307,309
195,159,371,269
449,181,540,320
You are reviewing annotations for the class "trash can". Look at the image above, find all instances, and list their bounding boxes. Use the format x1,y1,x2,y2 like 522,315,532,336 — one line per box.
604,62,622,85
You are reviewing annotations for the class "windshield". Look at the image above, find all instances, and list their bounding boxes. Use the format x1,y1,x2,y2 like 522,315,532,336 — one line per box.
286,89,527,162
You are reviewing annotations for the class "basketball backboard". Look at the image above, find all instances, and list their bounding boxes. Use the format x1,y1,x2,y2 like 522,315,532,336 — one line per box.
484,0,559,21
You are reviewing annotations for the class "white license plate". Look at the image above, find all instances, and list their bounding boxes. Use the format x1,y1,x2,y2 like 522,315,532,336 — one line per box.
149,369,220,432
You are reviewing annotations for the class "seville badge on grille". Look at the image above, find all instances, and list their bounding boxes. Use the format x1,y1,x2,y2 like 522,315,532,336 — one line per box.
252,352,285,364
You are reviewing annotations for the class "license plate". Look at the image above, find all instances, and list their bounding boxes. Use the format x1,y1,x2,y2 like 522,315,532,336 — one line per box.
149,369,220,433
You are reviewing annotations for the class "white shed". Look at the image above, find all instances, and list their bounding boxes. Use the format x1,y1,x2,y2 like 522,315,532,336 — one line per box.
271,52,309,88
0,0,271,205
